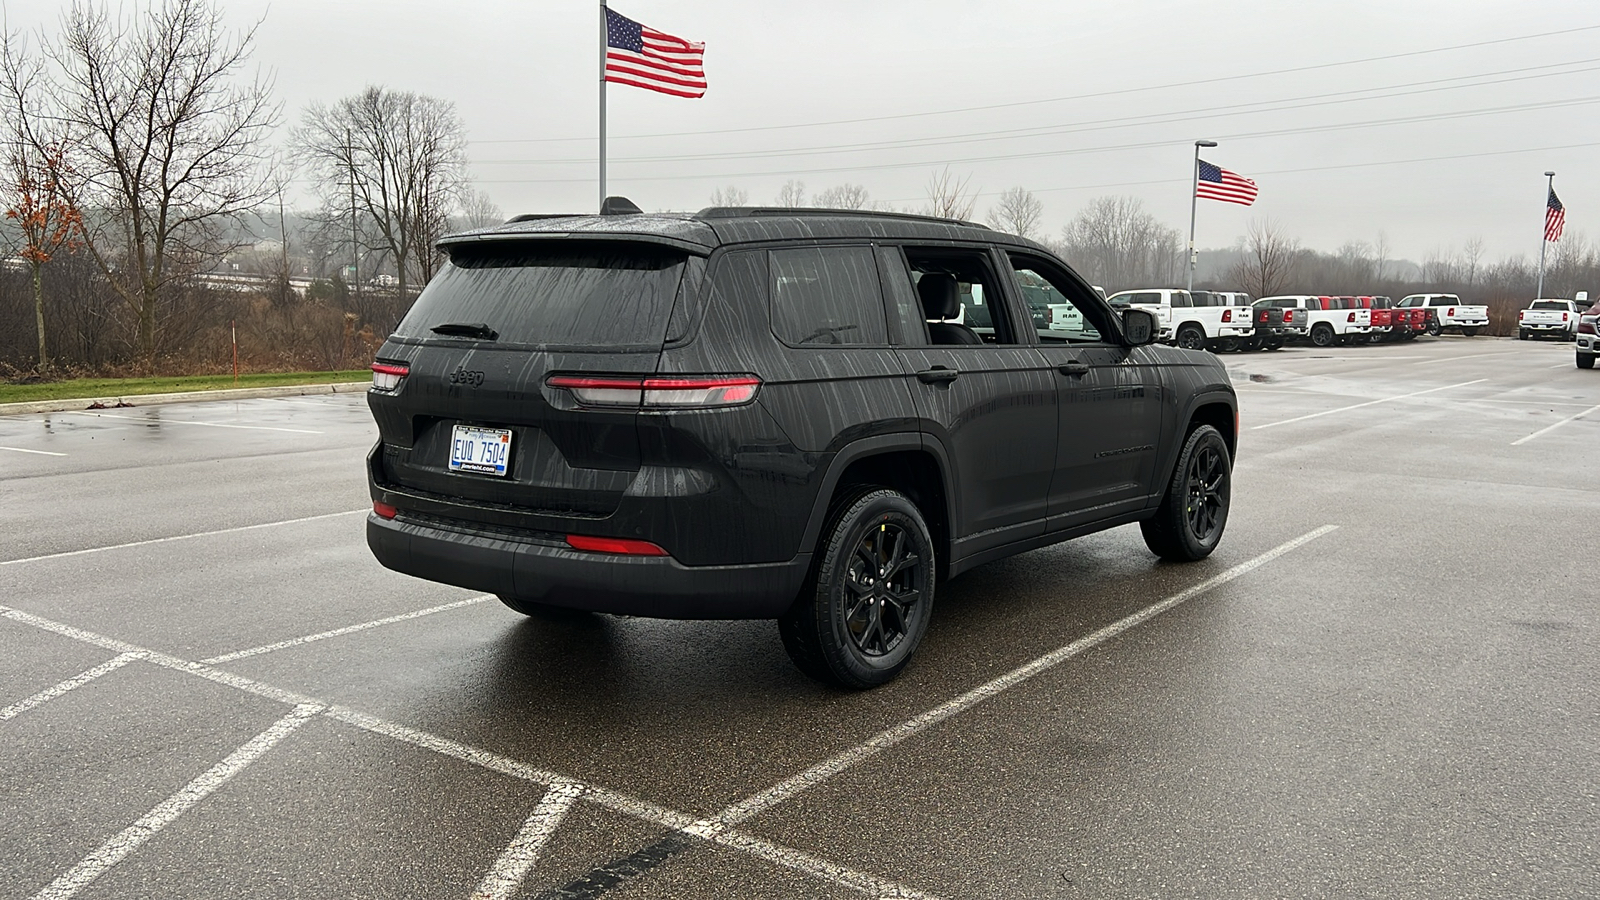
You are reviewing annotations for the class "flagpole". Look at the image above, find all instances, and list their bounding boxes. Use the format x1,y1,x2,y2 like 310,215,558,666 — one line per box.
1187,140,1216,292
599,0,608,211
1537,170,1555,299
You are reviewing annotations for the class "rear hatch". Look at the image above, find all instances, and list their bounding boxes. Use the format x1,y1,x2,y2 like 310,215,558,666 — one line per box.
369,239,699,521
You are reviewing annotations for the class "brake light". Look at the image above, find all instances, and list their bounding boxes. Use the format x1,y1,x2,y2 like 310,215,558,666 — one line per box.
373,501,398,519
548,374,762,409
1347,312,1356,323
1448,307,1456,317
1222,309,1232,323
1519,310,1526,320
1563,312,1569,322
371,362,408,391
565,534,669,556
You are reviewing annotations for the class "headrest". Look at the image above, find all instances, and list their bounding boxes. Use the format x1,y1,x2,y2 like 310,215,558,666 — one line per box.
918,273,961,320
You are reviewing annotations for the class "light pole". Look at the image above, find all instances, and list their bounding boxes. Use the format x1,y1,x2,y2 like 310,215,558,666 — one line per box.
1537,170,1555,300
1187,140,1218,292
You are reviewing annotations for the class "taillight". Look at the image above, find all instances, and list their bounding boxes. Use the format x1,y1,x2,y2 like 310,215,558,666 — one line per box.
373,501,398,519
548,374,762,409
565,534,668,556
1222,309,1232,323
1519,310,1526,320
371,362,408,391
1347,312,1356,323
1448,307,1456,317
1562,312,1569,322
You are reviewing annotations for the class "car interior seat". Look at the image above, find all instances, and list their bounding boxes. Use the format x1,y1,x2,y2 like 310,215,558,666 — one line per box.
919,273,983,345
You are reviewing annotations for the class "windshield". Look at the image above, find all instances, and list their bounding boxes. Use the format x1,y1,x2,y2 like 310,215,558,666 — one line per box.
395,242,688,347
1531,301,1568,310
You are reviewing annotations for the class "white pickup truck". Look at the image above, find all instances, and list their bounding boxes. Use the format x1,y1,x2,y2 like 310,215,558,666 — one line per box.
1518,297,1583,341
1105,288,1254,351
1257,295,1372,347
1398,293,1489,336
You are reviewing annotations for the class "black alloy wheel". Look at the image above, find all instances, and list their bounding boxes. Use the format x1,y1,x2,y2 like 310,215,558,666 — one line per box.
1426,319,1442,337
1177,327,1207,351
1310,325,1335,347
1141,424,1231,561
780,489,935,688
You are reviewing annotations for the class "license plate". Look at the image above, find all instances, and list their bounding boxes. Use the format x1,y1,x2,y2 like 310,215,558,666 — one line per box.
448,425,513,477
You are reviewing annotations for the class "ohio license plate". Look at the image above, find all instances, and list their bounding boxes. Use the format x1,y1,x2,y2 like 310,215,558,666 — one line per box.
448,425,512,477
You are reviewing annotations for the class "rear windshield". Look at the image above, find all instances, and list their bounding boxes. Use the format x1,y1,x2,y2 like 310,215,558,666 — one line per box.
1532,300,1568,310
394,242,688,347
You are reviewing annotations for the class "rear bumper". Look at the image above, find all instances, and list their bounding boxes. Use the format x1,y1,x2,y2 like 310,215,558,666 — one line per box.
367,514,810,619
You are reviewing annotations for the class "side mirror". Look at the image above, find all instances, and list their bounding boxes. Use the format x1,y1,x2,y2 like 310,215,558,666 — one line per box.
1121,308,1157,345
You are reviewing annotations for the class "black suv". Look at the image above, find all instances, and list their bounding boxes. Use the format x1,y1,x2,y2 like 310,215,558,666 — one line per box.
365,203,1237,688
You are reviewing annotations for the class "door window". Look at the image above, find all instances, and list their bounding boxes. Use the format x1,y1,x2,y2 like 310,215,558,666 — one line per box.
769,246,888,346
1007,255,1107,343
897,248,1023,345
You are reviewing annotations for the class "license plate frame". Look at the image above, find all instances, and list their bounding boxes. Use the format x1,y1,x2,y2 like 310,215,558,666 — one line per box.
448,424,513,477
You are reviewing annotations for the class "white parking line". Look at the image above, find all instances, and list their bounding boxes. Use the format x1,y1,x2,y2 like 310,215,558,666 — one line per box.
30,703,321,900
715,525,1338,825
1510,402,1600,446
0,509,366,568
1550,361,1582,369
0,652,143,722
1252,379,1486,429
0,446,66,457
200,595,495,664
472,781,586,900
0,604,944,900
68,411,322,434
1411,352,1516,365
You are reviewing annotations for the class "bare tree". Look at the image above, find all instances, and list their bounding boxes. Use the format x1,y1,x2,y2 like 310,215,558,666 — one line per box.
1,33,84,370
1373,230,1391,283
459,189,503,230
1463,237,1485,287
1058,195,1182,290
774,180,807,208
1227,218,1300,299
16,0,279,360
296,86,468,301
923,167,977,220
814,183,870,210
987,186,1044,239
709,185,748,207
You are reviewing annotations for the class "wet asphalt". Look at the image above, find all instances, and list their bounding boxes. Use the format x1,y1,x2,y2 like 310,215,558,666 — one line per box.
1,335,1596,900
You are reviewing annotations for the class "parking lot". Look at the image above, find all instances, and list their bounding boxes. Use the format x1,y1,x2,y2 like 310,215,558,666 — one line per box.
2,335,1597,900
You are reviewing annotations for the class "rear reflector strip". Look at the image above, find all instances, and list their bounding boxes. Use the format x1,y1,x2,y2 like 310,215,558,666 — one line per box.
565,534,669,556
373,502,398,519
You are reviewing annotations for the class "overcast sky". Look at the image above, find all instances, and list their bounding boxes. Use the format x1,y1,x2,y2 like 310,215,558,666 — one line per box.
12,0,1600,263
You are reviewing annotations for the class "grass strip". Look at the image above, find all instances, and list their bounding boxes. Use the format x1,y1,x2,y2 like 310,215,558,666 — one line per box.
0,371,369,404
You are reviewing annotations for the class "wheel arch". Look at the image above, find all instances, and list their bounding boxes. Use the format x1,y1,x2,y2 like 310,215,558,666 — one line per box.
798,435,955,581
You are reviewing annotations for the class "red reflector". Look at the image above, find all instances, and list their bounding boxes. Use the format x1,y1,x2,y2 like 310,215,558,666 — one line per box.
373,502,398,519
565,534,669,556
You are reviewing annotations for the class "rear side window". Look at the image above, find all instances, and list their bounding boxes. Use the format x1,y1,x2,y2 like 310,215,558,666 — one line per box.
395,242,687,347
770,246,888,346
1532,300,1566,310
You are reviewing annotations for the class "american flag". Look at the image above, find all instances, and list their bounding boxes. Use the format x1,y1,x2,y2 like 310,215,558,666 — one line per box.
605,8,706,99
1546,188,1565,242
1196,160,1258,206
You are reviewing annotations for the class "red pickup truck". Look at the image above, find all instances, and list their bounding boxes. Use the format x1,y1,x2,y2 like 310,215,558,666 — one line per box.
1351,295,1426,341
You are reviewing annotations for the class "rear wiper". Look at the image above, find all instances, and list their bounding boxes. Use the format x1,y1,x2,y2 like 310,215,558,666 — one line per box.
430,322,498,340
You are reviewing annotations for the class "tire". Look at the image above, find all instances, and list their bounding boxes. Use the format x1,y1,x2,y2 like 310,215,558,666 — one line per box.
1210,337,1240,353
779,488,935,689
1310,324,1335,347
1367,332,1385,345
1519,329,1529,340
1426,319,1441,337
1176,326,1206,351
1141,425,1231,562
1241,336,1262,352
1264,339,1284,351
1579,353,1596,370
1461,327,1480,337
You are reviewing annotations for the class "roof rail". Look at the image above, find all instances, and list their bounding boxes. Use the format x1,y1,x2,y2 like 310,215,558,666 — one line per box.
505,213,584,223
694,206,984,228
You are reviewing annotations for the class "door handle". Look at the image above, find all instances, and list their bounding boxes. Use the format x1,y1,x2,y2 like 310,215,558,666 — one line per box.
1058,360,1090,377
916,366,960,384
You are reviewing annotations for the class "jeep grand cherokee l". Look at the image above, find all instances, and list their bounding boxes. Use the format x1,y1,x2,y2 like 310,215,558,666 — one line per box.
365,203,1237,688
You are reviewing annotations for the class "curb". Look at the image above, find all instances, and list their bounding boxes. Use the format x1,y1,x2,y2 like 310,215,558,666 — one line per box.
0,381,369,417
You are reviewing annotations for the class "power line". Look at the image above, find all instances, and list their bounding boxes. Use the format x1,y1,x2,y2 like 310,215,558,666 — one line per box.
472,95,1600,184
470,58,1600,167
469,23,1600,145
